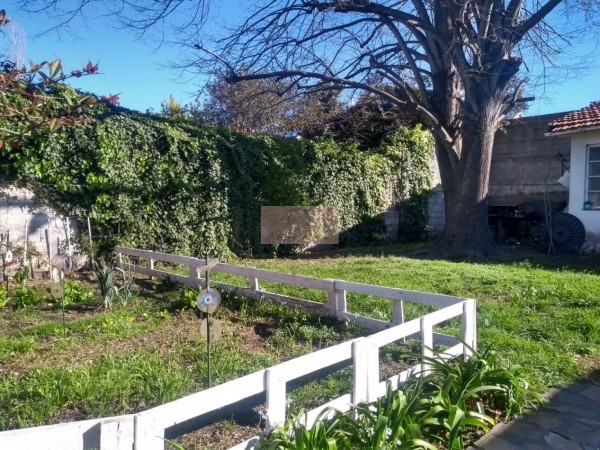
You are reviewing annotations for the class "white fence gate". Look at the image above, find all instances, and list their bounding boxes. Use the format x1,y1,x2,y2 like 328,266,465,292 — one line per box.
0,247,476,450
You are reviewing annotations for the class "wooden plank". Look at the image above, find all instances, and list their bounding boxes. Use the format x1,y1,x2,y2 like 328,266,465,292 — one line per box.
420,316,433,376
216,263,334,291
215,283,332,316
392,299,404,325
249,277,259,290
424,302,464,326
0,414,133,450
441,343,463,358
336,290,347,318
227,436,263,450
366,341,380,402
368,318,421,348
137,371,266,430
377,366,420,395
127,264,203,287
115,246,218,269
275,341,353,381
432,332,459,347
337,311,392,331
303,394,352,428
334,280,463,307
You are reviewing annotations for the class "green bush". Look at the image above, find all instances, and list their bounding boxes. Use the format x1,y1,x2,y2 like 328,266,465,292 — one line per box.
14,106,433,257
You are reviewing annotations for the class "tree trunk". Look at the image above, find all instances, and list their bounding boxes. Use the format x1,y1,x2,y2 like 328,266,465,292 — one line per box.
436,111,499,257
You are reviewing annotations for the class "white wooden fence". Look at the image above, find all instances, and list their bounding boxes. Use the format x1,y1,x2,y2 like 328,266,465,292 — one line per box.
0,246,476,450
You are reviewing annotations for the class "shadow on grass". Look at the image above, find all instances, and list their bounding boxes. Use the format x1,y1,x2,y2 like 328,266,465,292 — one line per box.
286,240,600,275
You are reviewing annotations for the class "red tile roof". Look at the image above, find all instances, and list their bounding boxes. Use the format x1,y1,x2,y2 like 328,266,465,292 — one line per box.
548,101,600,133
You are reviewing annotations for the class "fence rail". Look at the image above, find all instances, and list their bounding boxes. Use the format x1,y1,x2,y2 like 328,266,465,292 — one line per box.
0,246,476,450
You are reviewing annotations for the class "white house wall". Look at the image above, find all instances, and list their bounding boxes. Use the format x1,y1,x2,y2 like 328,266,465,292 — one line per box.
569,130,600,251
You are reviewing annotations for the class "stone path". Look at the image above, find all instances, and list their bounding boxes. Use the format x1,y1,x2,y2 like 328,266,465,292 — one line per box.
468,382,600,450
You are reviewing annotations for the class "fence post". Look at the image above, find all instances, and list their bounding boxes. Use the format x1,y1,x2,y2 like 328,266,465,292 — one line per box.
461,299,477,359
420,316,433,376
189,265,199,282
392,299,404,325
249,276,259,291
352,338,369,404
147,257,154,280
366,341,380,402
117,252,123,269
134,414,163,450
328,281,347,319
265,368,286,430
100,417,134,450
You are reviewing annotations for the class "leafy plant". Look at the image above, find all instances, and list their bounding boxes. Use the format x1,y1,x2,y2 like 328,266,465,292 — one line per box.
116,267,135,306
263,347,538,450
260,408,350,450
92,260,118,309
12,287,44,309
179,289,198,311
343,382,440,450
414,345,541,419
0,286,8,309
59,281,94,307
13,267,29,286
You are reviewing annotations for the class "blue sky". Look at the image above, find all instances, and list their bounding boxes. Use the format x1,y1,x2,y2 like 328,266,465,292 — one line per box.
5,4,600,116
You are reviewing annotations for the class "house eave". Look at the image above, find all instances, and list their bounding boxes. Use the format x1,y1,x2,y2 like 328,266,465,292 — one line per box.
545,125,600,137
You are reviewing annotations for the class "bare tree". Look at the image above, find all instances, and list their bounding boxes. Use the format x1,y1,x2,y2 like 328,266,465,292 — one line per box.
201,70,340,137
18,0,600,256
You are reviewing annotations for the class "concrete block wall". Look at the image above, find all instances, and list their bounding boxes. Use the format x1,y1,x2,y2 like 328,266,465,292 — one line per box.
489,113,571,206
427,113,573,236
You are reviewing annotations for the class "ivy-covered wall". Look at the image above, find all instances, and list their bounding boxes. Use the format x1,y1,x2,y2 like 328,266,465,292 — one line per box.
13,107,433,258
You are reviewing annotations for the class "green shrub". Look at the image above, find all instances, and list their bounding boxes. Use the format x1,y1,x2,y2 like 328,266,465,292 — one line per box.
14,107,433,257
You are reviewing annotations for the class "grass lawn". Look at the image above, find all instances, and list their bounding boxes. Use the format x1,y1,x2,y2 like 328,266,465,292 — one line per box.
229,244,600,392
0,243,599,448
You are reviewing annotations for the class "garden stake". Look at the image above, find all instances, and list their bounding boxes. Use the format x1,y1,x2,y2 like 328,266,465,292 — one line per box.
61,280,66,338
205,257,212,388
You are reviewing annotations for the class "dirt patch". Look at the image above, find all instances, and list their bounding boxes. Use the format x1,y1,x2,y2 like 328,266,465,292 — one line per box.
577,355,600,384
1,309,279,373
172,422,263,450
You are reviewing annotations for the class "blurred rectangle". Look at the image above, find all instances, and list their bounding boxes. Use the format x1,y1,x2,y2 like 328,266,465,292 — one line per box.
261,206,339,245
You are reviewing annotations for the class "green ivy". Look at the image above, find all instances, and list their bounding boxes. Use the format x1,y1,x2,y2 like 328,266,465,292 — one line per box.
12,106,433,257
